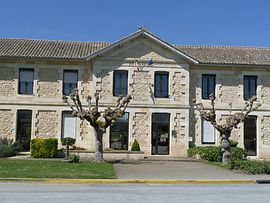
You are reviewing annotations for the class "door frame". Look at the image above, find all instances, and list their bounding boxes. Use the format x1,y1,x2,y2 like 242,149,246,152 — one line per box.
244,115,257,157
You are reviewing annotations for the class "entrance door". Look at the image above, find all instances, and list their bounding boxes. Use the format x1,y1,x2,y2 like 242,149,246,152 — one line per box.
244,116,257,156
17,110,32,151
152,113,170,155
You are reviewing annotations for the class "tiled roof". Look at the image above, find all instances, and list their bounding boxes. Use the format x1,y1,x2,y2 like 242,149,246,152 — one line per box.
175,45,270,66
1,38,270,66
0,38,110,60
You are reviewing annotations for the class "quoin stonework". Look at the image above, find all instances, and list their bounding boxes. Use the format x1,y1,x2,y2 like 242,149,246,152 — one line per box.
0,28,270,159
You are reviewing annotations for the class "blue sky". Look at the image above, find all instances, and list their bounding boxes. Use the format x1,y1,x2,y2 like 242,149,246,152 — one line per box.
1,0,270,47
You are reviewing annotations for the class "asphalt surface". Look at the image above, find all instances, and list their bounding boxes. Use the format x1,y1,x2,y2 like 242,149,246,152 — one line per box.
1,182,270,203
114,159,270,180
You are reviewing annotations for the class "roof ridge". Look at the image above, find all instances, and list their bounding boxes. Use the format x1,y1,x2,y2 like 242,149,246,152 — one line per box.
0,38,112,45
175,44,270,50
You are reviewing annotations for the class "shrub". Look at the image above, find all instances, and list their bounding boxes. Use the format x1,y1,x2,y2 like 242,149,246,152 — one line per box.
31,138,58,158
61,137,76,159
131,139,140,151
0,138,21,157
230,160,270,174
0,145,16,157
70,154,80,163
229,139,238,147
231,147,246,161
187,146,246,163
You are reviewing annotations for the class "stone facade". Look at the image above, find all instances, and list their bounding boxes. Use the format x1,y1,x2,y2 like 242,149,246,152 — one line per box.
37,68,61,98
0,110,13,139
262,116,270,145
0,33,270,159
0,67,15,97
35,111,58,138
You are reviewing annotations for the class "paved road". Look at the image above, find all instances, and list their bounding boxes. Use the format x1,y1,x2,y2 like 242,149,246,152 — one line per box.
114,159,270,180
1,182,270,203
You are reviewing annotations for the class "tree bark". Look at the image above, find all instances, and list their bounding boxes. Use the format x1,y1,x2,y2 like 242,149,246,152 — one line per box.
220,132,231,164
94,127,104,162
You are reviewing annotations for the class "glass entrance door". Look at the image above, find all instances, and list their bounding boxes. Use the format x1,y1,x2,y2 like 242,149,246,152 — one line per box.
152,113,170,155
17,110,32,151
244,116,257,156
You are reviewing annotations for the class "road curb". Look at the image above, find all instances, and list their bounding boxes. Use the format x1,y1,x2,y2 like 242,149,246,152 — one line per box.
0,178,259,184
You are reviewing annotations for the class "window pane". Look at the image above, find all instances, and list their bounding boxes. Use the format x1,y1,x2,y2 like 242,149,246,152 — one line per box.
63,70,78,95
19,69,34,94
202,119,215,143
202,75,215,99
155,72,168,98
250,79,256,97
110,112,129,150
113,70,128,96
62,112,76,139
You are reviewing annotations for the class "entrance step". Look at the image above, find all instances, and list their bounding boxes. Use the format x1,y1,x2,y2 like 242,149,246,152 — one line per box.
143,156,199,162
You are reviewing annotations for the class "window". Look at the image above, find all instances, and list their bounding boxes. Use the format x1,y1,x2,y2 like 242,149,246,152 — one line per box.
154,71,169,98
63,70,78,95
113,70,128,96
202,119,215,144
110,113,129,150
244,76,257,100
19,69,34,95
202,74,216,99
61,111,77,139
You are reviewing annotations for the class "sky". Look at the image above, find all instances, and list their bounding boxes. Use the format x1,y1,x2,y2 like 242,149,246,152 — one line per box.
1,0,270,47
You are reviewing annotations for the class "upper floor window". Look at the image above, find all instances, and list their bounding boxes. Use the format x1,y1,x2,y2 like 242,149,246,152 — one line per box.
113,70,128,96
154,71,169,98
244,76,257,100
63,70,78,95
202,74,216,99
19,68,34,95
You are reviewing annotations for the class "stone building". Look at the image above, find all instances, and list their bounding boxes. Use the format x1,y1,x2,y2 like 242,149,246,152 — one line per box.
0,28,270,159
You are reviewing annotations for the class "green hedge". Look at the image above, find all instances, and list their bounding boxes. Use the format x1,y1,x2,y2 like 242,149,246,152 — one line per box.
230,160,270,174
31,138,58,158
187,146,246,162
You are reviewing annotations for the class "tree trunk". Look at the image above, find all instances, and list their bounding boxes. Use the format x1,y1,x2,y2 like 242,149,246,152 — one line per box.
94,127,104,162
220,132,231,164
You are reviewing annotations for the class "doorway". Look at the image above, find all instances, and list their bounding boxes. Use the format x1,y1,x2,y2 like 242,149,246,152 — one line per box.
244,116,257,156
152,113,170,155
16,110,32,151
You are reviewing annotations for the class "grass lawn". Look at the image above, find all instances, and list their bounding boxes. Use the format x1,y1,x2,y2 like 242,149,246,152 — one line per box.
0,159,116,179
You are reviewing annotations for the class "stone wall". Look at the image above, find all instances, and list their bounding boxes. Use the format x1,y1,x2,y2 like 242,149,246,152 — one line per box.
0,67,15,97
262,116,270,145
261,76,270,104
0,110,13,139
37,68,61,98
132,112,149,152
95,69,111,99
219,74,240,103
131,71,151,101
35,111,58,138
172,72,187,102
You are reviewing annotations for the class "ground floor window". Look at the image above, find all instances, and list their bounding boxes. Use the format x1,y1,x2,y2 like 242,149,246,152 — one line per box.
110,113,129,150
62,111,77,139
16,110,32,151
202,119,215,144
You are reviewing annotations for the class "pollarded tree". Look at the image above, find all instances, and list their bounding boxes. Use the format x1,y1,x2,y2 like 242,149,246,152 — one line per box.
62,89,132,162
193,94,261,164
